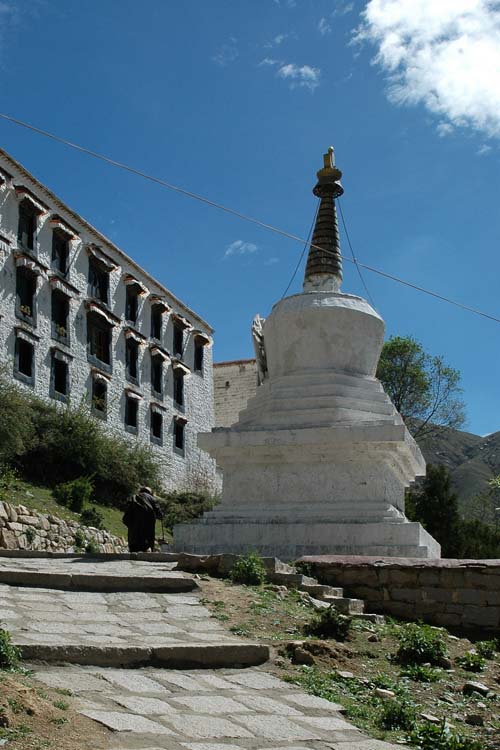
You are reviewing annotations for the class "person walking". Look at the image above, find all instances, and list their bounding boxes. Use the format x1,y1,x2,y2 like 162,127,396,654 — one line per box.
122,486,163,553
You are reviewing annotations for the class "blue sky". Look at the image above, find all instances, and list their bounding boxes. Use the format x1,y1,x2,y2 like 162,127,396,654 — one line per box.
0,0,499,436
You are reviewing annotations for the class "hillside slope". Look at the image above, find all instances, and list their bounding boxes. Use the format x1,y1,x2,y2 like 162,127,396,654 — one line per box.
418,427,500,513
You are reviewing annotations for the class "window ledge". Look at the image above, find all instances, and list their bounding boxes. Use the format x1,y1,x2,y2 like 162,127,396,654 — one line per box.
14,370,34,387
125,424,138,435
92,408,107,421
126,374,139,386
173,446,185,458
150,435,163,447
87,354,112,374
51,392,68,404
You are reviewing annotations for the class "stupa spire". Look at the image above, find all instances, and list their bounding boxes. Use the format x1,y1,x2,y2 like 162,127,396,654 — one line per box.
303,146,344,293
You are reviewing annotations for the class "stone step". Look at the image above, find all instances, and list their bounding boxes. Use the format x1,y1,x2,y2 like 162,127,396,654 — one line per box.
0,566,197,593
299,582,344,598
271,383,388,403
268,571,318,588
271,370,384,391
19,642,270,669
351,612,385,625
324,596,365,615
238,406,395,428
241,396,395,420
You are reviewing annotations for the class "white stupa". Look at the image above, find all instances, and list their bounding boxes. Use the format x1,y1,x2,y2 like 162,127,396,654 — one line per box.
174,148,440,559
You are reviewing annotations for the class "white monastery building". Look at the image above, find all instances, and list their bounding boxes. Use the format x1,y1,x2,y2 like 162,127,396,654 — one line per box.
0,148,215,491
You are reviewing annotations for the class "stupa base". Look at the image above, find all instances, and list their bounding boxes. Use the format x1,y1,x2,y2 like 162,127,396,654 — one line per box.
173,517,440,559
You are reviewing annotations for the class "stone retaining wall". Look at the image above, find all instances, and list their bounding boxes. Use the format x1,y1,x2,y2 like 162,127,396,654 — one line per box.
0,500,127,553
300,555,500,632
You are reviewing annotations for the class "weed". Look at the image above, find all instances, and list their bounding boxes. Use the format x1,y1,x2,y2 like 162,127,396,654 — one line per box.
230,552,267,586
409,720,484,749
85,539,100,554
73,529,85,551
55,688,72,696
52,700,69,711
456,652,486,673
474,640,497,660
400,664,442,682
295,561,315,578
229,624,251,637
376,699,416,731
80,505,104,529
50,716,68,726
7,697,23,713
24,526,36,546
304,606,352,641
0,627,21,670
396,622,448,666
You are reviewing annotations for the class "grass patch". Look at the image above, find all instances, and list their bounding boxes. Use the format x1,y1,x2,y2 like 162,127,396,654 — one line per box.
456,652,486,673
396,622,448,666
304,607,352,641
229,552,267,585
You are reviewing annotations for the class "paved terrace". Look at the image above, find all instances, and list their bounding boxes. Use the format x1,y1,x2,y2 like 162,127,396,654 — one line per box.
0,554,401,749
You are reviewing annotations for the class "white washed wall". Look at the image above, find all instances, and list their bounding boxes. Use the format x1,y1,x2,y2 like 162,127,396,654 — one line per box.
0,153,215,494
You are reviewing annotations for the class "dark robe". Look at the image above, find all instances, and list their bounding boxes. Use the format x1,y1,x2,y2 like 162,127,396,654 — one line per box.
122,491,161,553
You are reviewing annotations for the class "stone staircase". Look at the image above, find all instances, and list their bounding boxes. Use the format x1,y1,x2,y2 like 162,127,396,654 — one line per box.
175,553,384,624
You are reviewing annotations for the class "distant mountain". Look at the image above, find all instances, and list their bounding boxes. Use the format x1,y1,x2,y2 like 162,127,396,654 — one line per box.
417,427,500,519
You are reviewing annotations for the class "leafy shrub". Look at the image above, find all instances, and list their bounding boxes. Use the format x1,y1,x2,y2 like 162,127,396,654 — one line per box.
409,721,483,750
0,371,35,464
0,465,19,503
304,606,352,641
376,699,416,730
400,664,441,682
19,400,161,506
53,476,94,513
396,623,448,666
230,552,267,586
456,652,486,673
0,627,21,670
157,491,218,532
85,540,100,554
80,506,104,530
474,640,497,660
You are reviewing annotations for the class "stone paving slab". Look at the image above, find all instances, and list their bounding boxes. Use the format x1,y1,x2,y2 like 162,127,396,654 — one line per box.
0,557,195,592
1,582,268,668
32,665,403,750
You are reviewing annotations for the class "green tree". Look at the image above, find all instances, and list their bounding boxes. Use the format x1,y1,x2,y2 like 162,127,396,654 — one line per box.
406,464,461,556
376,336,465,439
0,369,35,463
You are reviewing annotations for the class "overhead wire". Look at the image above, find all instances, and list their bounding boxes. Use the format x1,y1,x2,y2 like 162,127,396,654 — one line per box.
281,200,319,299
338,197,377,311
0,111,499,325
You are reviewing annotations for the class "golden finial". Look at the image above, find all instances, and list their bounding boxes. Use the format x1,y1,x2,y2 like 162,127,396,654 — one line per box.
323,146,335,169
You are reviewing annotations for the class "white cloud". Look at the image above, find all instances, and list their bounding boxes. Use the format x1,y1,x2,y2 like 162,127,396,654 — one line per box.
436,122,454,138
357,0,500,138
265,256,279,265
277,62,321,90
224,240,258,259
259,57,279,66
334,1,354,16
318,17,332,35
212,38,238,67
477,143,493,155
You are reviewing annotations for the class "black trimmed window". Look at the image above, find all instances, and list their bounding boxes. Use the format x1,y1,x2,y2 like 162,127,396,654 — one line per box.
14,336,34,385
173,368,184,409
194,338,204,373
91,377,107,417
16,267,36,323
87,312,112,368
51,290,69,343
125,394,139,432
88,258,109,304
151,409,163,444
51,353,69,402
17,199,37,251
151,353,163,396
173,322,184,358
125,285,139,324
173,418,186,454
125,338,139,383
151,304,163,340
51,230,69,274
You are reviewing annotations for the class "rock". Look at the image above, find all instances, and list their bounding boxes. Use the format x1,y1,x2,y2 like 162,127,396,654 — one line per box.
293,647,315,665
0,528,18,549
337,671,355,679
0,502,7,520
375,688,396,700
462,681,491,697
465,714,484,726
477,701,487,709
437,656,453,669
368,633,379,642
420,713,441,724
25,491,34,498
448,635,460,641
274,656,287,668
18,515,40,527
